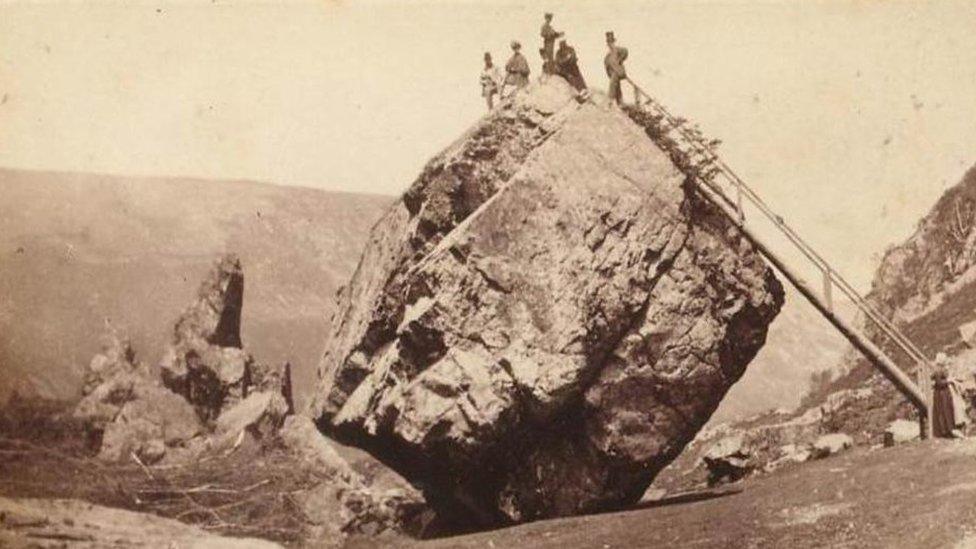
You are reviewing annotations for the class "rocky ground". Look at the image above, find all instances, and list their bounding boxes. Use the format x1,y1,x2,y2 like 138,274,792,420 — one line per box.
408,437,976,549
0,408,426,547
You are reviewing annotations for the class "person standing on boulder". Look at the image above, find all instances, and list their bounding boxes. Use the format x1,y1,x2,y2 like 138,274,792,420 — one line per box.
502,41,530,96
604,31,628,106
555,39,587,93
540,12,563,75
480,52,502,110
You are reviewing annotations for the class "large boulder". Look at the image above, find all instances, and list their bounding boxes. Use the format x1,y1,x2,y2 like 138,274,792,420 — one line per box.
311,80,784,525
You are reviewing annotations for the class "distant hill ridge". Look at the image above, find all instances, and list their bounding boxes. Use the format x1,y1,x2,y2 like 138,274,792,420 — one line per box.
0,167,392,404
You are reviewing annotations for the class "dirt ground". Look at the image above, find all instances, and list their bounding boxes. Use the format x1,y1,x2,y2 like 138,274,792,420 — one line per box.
3,400,976,549
410,438,976,549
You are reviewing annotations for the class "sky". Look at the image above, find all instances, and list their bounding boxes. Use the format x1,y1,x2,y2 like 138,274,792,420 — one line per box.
2,0,976,293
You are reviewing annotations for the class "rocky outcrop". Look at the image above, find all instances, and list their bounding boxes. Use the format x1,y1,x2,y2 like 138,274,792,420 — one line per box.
76,255,292,464
74,329,205,463
160,254,281,421
311,80,783,524
868,165,976,324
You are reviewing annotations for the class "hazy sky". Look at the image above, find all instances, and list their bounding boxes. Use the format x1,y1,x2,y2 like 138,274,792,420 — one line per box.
2,1,976,292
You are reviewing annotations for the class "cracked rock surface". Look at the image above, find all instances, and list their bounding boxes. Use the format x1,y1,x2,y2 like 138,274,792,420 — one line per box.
310,80,784,525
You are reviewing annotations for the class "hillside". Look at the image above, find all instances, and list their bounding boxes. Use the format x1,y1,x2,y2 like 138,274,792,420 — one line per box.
811,164,976,434
0,168,391,404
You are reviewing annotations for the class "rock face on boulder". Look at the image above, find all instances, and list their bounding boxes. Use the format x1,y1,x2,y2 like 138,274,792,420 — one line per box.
160,254,280,421
311,80,784,524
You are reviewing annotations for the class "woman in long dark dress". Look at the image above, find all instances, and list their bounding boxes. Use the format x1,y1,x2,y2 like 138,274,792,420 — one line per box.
932,368,965,438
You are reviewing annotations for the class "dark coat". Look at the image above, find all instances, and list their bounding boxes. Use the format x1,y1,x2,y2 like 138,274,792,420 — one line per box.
505,52,530,87
604,45,628,79
555,44,587,91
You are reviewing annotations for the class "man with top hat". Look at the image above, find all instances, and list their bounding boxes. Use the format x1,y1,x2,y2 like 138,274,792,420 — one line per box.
540,12,563,75
604,31,629,105
503,40,531,95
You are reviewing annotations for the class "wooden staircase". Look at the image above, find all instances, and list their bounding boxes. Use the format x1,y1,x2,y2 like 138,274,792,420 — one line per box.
625,79,932,437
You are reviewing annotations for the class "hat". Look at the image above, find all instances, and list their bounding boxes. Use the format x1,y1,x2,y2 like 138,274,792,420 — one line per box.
511,40,521,50
545,12,553,18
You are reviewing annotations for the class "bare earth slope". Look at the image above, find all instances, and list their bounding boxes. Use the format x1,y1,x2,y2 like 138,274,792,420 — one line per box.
411,438,976,549
0,168,391,404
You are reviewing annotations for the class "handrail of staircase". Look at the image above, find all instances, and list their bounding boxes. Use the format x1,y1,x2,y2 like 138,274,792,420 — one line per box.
624,80,932,375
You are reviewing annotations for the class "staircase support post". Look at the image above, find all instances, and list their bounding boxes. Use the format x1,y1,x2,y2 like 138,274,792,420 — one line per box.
692,183,930,430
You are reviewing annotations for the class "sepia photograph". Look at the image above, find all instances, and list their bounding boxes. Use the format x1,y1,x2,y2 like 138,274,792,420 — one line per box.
1,1,975,547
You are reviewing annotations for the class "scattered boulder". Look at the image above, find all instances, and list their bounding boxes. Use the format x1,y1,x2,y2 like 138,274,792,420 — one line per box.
884,419,921,447
79,325,144,397
811,433,854,459
312,79,784,524
774,443,812,466
97,383,203,464
702,434,754,486
73,329,151,432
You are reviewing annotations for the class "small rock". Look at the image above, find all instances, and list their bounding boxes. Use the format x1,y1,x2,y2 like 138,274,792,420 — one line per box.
702,434,755,486
811,433,854,459
884,419,921,447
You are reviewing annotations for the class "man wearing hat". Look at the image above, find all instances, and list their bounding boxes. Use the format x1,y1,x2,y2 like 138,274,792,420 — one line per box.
604,31,629,105
503,40,530,95
540,12,564,75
